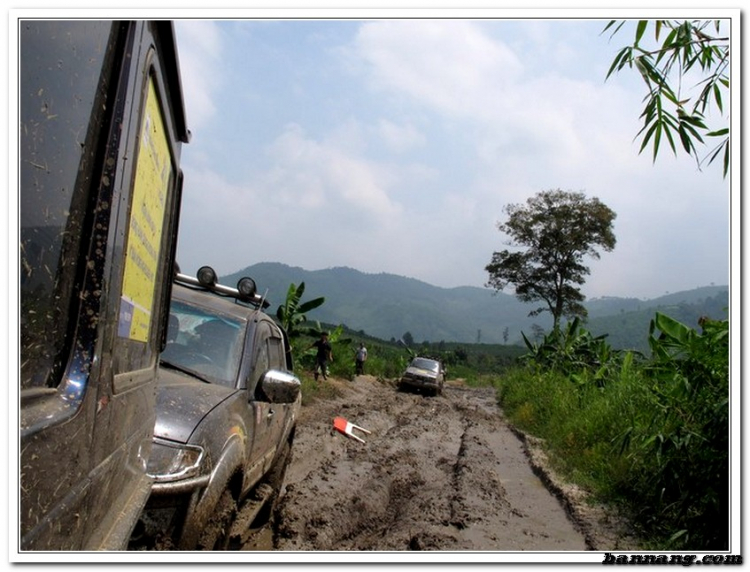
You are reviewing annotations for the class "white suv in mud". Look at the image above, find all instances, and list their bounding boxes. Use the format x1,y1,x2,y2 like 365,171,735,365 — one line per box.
398,356,445,397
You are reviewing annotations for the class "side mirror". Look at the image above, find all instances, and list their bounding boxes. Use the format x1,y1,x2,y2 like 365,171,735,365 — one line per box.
257,369,301,404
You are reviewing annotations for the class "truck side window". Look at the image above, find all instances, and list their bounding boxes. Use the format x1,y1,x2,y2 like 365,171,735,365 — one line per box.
20,21,113,390
247,321,271,393
267,327,286,371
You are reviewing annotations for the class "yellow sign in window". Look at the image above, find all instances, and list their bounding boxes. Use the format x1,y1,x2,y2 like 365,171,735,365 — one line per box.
119,78,171,342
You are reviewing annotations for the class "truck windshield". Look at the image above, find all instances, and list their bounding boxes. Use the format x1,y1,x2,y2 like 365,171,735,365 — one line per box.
161,300,245,388
411,358,440,373
20,21,113,389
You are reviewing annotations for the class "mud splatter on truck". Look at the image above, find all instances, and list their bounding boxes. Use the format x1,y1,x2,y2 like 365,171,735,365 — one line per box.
19,20,189,551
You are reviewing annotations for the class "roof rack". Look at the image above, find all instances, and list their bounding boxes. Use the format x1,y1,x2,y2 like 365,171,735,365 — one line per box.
175,265,270,309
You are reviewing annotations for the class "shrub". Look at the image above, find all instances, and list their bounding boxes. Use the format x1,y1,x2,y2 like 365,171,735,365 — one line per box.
496,312,729,550
616,313,729,549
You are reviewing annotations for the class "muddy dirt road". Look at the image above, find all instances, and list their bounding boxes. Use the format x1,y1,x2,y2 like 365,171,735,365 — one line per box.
243,375,638,554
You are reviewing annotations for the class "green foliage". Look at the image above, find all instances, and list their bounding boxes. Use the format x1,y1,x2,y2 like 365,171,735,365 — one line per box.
296,370,343,406
296,322,524,382
497,310,730,550
494,366,641,494
275,282,325,344
294,323,352,378
361,345,413,379
486,189,617,332
604,20,730,177
519,317,637,388
619,312,729,549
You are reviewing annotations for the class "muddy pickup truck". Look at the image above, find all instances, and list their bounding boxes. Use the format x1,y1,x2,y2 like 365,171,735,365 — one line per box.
129,267,301,550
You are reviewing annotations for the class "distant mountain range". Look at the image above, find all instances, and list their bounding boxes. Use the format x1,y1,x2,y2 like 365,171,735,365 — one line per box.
221,262,729,351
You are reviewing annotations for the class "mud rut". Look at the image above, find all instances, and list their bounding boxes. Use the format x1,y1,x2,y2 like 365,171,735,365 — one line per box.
240,375,635,553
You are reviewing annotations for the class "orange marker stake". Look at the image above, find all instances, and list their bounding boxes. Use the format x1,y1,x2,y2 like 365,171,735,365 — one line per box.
333,416,371,444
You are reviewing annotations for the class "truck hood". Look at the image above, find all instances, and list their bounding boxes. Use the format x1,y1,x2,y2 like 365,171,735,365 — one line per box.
153,366,238,444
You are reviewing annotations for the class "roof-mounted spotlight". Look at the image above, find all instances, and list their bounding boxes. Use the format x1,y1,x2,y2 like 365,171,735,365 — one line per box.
237,277,257,301
197,266,217,287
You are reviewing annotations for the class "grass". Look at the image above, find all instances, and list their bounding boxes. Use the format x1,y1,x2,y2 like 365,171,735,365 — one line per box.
491,360,728,550
297,370,345,406
491,367,642,530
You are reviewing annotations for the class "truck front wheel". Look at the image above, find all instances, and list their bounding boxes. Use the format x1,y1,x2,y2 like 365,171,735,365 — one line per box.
254,437,293,526
197,489,237,550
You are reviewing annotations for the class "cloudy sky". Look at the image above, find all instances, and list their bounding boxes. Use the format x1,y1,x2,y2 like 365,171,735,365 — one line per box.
167,12,734,301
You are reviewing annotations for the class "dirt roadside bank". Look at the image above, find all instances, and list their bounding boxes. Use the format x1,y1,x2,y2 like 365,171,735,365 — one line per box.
243,375,640,553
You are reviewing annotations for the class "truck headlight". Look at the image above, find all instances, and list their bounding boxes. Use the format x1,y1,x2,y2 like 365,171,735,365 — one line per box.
147,438,204,482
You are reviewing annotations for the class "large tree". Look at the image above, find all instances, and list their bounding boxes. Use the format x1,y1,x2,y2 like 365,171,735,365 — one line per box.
485,190,616,333
604,19,730,177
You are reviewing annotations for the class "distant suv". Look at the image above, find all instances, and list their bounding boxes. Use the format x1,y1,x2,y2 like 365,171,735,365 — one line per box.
398,357,445,396
130,267,301,550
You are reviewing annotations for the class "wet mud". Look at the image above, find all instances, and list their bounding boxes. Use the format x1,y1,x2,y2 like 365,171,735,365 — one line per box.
242,375,639,553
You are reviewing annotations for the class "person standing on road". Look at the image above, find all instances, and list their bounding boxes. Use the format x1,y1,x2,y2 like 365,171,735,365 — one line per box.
355,342,368,376
310,332,333,382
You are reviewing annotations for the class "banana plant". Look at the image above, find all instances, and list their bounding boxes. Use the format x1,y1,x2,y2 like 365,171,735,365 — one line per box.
647,311,728,393
627,311,729,545
275,282,325,342
520,317,635,390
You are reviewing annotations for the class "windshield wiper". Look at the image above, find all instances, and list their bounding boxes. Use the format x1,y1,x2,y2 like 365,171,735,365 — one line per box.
159,359,212,384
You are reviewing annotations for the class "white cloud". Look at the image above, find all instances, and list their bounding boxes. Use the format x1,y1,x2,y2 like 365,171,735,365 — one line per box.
354,20,523,119
174,18,730,302
174,20,224,131
376,119,426,153
264,123,401,219
177,121,407,277
351,20,641,182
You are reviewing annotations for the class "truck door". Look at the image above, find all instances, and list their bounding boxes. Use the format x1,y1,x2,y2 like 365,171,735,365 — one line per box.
260,322,294,473
242,320,289,491
18,20,189,551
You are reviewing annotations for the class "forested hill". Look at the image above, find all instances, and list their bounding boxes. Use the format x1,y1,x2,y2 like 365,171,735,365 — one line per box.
221,262,728,350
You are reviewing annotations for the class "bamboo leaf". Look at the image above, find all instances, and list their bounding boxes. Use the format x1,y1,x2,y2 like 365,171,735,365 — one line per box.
602,20,617,34
602,19,626,40
606,47,631,78
652,123,662,161
638,122,658,154
635,20,648,45
706,128,729,137
713,83,724,113
662,121,677,154
678,124,693,154
605,19,729,179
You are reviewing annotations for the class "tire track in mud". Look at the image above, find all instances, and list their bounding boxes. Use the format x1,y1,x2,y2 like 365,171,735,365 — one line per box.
265,377,592,552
